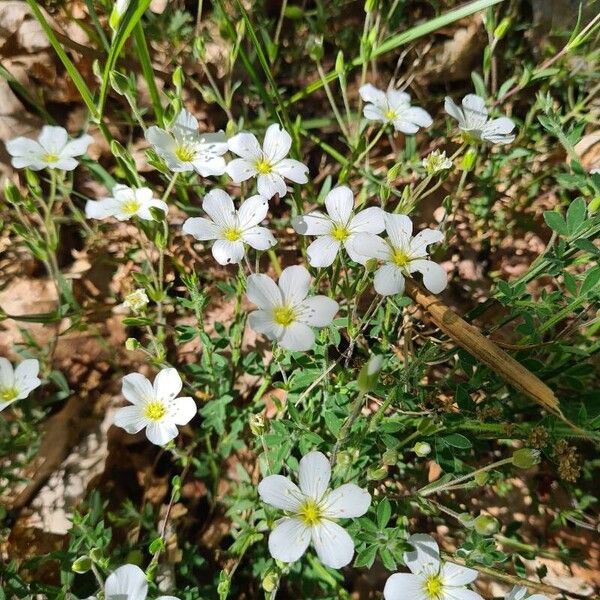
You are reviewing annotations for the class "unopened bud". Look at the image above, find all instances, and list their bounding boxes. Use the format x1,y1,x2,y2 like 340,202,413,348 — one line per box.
474,514,500,536
494,17,511,40
382,448,398,466
413,441,431,457
460,148,477,171
512,448,541,469
249,413,266,436
72,556,91,573
474,471,489,486
367,465,388,480
262,569,279,592
357,354,384,392
125,337,140,351
335,51,345,75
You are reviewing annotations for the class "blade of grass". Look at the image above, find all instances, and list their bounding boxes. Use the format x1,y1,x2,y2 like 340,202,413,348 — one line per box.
289,0,505,104
83,0,110,53
133,23,164,127
0,65,54,123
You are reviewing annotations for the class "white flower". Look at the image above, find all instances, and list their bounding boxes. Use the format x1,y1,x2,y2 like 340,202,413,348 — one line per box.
6,125,93,171
113,368,196,446
422,150,453,175
93,563,179,600
444,94,516,144
124,289,149,312
146,109,228,176
359,84,432,134
226,123,309,198
85,185,168,222
384,533,483,600
505,586,549,600
0,357,41,412
246,265,338,352
182,189,275,265
350,213,447,296
258,450,371,569
292,185,384,267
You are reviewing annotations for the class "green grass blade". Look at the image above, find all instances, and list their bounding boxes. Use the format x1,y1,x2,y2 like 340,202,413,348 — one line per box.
0,65,55,123
133,23,164,127
289,0,505,104
24,0,98,118
97,0,152,119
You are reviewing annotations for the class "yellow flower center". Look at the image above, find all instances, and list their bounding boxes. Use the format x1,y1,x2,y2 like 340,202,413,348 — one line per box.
298,499,323,526
255,158,272,174
175,145,196,162
121,199,141,215
143,400,167,421
392,249,411,267
272,306,296,327
0,387,18,402
222,227,242,242
42,152,59,163
424,575,444,599
331,224,349,241
384,109,397,121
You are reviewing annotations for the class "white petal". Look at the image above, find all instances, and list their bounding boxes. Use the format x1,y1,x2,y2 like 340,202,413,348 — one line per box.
242,226,276,251
198,131,228,150
387,89,411,107
135,199,169,221
392,120,419,134
408,259,447,294
173,108,198,133
227,131,262,160
325,186,354,225
38,125,68,151
246,274,282,309
257,172,287,198
321,483,371,518
5,136,41,157
279,322,315,351
122,373,154,405
263,123,292,163
258,475,304,511
182,217,220,240
146,125,175,151
404,533,441,576
384,573,427,600
444,97,465,127
113,405,148,434
292,211,331,236
146,420,179,445
298,296,338,327
374,264,405,296
226,158,257,183
481,117,516,144
54,157,79,171
461,94,488,130
410,228,444,257
442,589,485,600
311,520,355,569
359,83,386,105
385,213,413,248
298,451,330,500
14,359,41,398
11,155,41,169
348,206,385,234
169,396,196,426
268,517,311,563
193,156,227,177
105,564,148,600
62,134,93,157
347,233,389,265
364,104,387,122
306,236,340,268
248,309,283,339
402,107,433,128
153,368,182,401
278,265,311,305
212,239,245,265
0,358,14,388
202,189,236,226
275,158,308,183
441,562,479,586
238,194,269,229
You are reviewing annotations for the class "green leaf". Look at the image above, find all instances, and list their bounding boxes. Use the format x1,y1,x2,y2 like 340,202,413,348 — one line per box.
566,198,587,234
543,211,568,235
442,433,473,449
377,498,392,529
581,267,600,296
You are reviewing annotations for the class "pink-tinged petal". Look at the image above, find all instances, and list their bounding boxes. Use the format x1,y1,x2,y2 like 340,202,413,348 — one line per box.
122,373,153,405
257,172,287,198
278,265,311,305
212,239,245,265
278,322,315,351
384,573,428,600
246,274,282,309
146,420,179,445
275,158,308,183
404,533,440,576
298,451,330,500
227,131,262,160
226,158,257,183
374,264,405,296
348,206,385,234
113,405,147,434
268,517,311,563
242,226,276,251
322,483,371,518
298,296,338,327
169,396,196,426
238,194,269,229
292,211,331,236
441,562,479,586
311,520,355,568
385,213,413,248
408,259,447,294
182,217,220,241
258,475,304,511
202,189,236,226
325,186,354,225
263,123,292,163
153,368,182,401
306,236,340,268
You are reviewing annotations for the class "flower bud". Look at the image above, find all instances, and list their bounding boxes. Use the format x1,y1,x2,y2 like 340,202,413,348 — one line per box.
124,289,149,313
365,258,379,273
262,569,279,592
512,448,541,469
72,556,91,573
336,450,353,466
422,150,453,175
125,337,140,351
382,448,398,466
413,441,431,457
494,17,511,40
335,51,345,75
307,35,324,61
474,514,500,536
249,413,267,436
357,354,383,393
460,147,477,170
367,465,388,480
473,471,489,486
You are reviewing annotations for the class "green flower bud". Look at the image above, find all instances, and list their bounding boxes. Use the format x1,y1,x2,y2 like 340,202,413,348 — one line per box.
110,71,130,96
474,514,500,536
3,180,22,206
382,448,398,466
89,548,103,563
72,556,92,573
365,258,379,273
367,465,388,480
473,471,489,486
357,354,384,393
494,17,511,40
125,337,140,351
460,148,477,171
307,36,324,61
172,66,185,91
413,441,431,457
512,448,541,469
336,450,352,467
262,569,279,592
335,51,345,75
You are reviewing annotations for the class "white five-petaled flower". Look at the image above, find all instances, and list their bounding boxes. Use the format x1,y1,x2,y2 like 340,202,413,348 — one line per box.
226,123,309,198
0,357,41,412
444,94,516,144
6,125,93,171
258,450,371,569
246,265,338,352
88,563,179,600
145,109,228,176
359,84,433,134
350,213,447,296
505,586,549,600
384,533,483,600
292,185,385,267
85,185,168,222
182,189,275,265
113,368,196,446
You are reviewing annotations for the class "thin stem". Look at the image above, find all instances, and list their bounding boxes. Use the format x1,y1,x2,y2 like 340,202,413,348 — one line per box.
330,390,366,467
